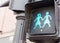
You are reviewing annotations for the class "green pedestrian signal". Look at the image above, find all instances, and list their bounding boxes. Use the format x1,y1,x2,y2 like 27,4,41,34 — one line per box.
25,0,59,41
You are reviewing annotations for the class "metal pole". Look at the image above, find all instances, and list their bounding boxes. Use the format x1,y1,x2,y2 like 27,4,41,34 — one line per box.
13,13,26,43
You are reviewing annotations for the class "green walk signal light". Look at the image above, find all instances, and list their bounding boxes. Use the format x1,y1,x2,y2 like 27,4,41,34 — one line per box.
30,9,55,34
33,11,52,31
25,0,59,41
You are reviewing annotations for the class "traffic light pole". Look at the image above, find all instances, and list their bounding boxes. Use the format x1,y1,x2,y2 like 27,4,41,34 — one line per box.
13,13,26,43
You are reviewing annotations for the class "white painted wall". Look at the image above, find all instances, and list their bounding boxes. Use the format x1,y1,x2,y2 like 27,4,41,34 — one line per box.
0,7,16,43
0,36,14,43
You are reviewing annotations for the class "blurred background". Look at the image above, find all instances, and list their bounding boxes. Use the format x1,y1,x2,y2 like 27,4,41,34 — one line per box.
0,0,34,43
0,0,16,43
0,7,16,43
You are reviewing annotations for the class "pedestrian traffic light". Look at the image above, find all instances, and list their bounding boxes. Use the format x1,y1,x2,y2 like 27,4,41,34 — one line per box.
25,0,59,40
30,10,56,34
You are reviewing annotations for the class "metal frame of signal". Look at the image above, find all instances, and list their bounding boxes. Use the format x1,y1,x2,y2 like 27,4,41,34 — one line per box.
25,0,60,43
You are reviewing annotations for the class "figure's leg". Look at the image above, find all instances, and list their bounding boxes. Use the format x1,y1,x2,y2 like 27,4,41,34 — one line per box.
33,23,38,30
39,23,41,28
48,23,51,27
39,24,43,31
42,22,46,28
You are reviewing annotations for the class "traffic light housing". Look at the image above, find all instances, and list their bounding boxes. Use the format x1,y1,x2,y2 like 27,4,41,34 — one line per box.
9,0,29,11
25,0,59,41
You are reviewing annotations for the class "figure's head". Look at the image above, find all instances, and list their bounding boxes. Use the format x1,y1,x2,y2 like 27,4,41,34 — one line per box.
46,12,49,15
37,13,41,17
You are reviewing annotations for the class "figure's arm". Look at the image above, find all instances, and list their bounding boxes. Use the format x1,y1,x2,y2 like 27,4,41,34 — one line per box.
42,16,46,21
41,17,43,20
34,18,37,22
